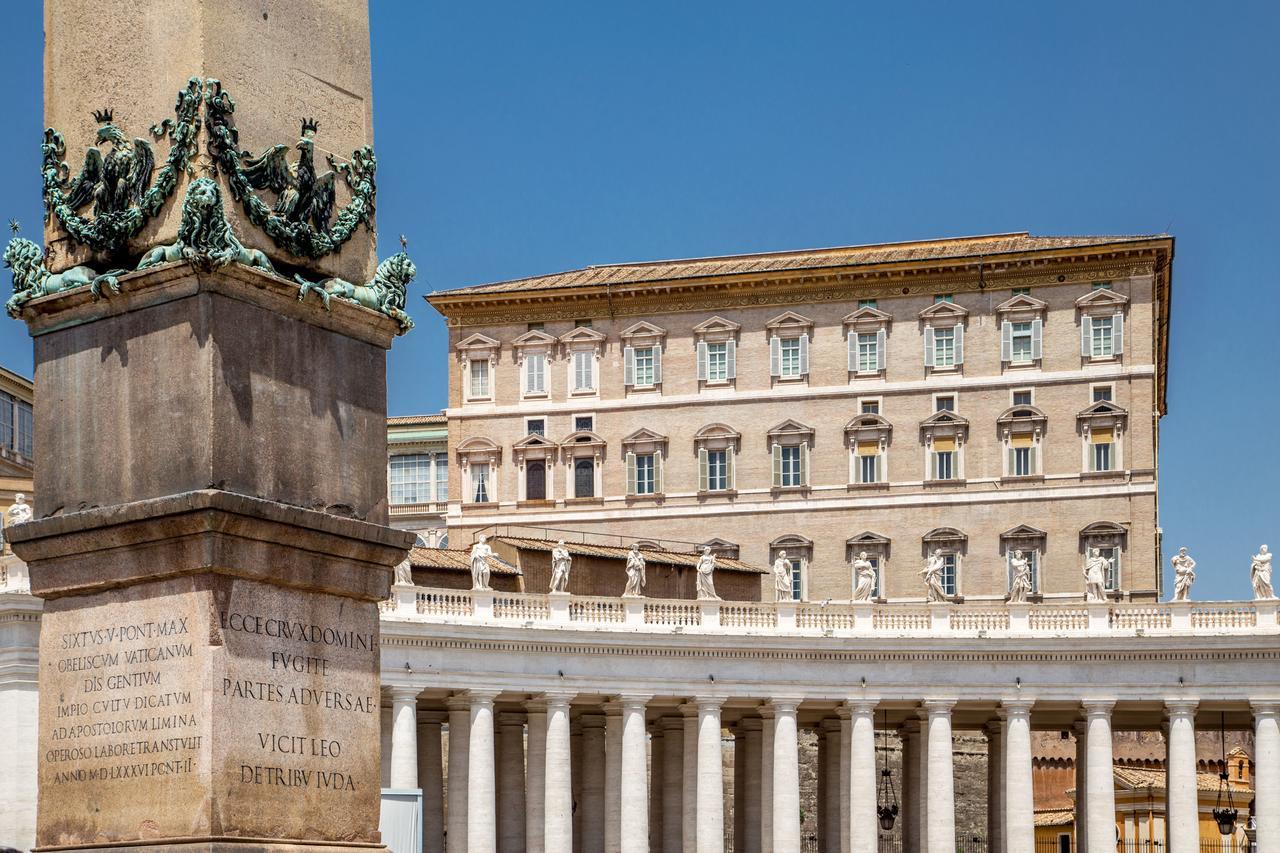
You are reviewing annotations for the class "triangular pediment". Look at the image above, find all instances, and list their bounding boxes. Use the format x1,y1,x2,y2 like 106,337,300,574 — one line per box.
767,418,815,438
620,320,667,340
844,413,891,432
1075,288,1130,309
1001,524,1047,540
692,315,742,335
842,306,893,325
765,310,814,330
1077,400,1128,418
457,332,500,350
921,410,971,428
994,293,1048,314
558,326,607,344
513,433,556,449
512,329,557,347
701,538,738,550
918,300,970,321
847,531,890,547
621,427,668,446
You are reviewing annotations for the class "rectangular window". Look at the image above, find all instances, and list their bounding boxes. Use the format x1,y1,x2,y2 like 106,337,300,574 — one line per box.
1013,390,1033,406
932,327,956,367
934,294,954,304
780,446,803,487
1010,321,1034,363
1090,315,1114,358
524,353,547,395
633,453,656,495
0,392,13,450
633,346,656,386
706,342,729,382
574,415,594,432
16,400,32,458
1012,287,1031,296
940,554,957,595
857,332,879,372
468,359,490,399
526,418,546,436
389,454,433,504
1092,441,1113,472
1098,547,1121,589
933,451,955,480
434,454,449,502
575,318,593,327
778,337,802,377
1092,281,1112,291
470,463,490,503
860,400,880,415
1092,386,1113,403
574,458,595,498
935,395,955,413
572,351,595,391
789,558,804,600
1013,446,1032,477
859,453,879,484
1091,427,1115,472
706,450,729,491
527,322,544,331
858,298,878,309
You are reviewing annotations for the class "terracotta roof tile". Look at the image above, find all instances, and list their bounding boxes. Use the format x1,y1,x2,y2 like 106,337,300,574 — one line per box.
388,413,447,426
1034,809,1075,827
409,546,520,576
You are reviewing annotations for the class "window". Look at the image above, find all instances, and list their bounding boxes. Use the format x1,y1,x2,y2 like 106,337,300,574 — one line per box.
1090,315,1114,358
1097,546,1121,590
524,353,547,395
526,418,546,436
860,399,880,415
1012,445,1033,476
939,554,958,595
777,337,803,377
1012,288,1031,297
574,415,594,432
695,425,739,492
470,463,490,503
572,350,595,391
705,449,730,491
931,437,957,480
435,455,449,502
527,322,544,331
575,318,593,327
775,445,805,487
1091,435,1113,472
935,395,955,413
858,298,878,309
525,460,546,500
630,346,657,387
856,333,880,372
469,359,490,398
788,557,804,600
573,459,595,498
626,452,660,496
389,454,434,504
1010,321,1034,363
704,342,731,382
0,393,32,458
1092,281,1112,291
934,294,954,304
859,451,880,484
1092,386,1113,403
931,326,957,367
1013,390,1033,406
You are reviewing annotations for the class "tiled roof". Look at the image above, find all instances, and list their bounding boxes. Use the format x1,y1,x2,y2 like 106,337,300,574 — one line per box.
493,536,767,574
435,233,1165,297
388,413,447,426
409,546,520,576
1112,766,1253,795
1033,809,1074,828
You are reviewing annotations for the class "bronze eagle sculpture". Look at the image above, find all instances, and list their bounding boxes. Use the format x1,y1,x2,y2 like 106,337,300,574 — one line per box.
239,118,337,235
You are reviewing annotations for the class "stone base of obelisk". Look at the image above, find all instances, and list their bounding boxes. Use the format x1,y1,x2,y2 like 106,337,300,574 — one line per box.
9,263,414,852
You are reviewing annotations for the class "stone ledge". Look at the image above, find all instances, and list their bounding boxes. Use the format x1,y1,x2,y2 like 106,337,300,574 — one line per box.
9,489,414,601
34,839,386,853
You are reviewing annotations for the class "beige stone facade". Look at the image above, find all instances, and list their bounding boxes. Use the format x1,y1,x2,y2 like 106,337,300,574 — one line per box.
428,232,1173,602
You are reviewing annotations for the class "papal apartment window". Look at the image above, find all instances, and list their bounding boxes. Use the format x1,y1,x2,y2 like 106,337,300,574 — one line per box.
469,359,490,398
470,463,491,503
1012,287,1031,297
524,353,547,395
575,318,593,328
574,415,594,432
931,437,957,480
935,395,955,413
705,342,731,382
631,346,657,387
572,350,596,392
630,453,657,495
1008,549,1039,593
1090,315,1114,358
777,336,803,377
773,445,807,488
527,322,544,331
1091,429,1115,472
1010,438,1035,476
1009,321,1036,363
931,326,957,367
1092,281,1113,291
389,454,433,504
1013,390,1033,406
858,298,878,309
1092,385,1113,403
860,400,880,415
526,418,546,436
856,332,881,373
935,294,954,304
705,449,730,491
1098,546,1121,589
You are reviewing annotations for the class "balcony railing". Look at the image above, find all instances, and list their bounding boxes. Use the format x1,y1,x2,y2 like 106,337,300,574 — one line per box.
380,586,1280,637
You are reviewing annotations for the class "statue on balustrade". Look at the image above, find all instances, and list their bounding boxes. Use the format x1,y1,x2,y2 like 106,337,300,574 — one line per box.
852,551,876,602
1252,545,1275,600
6,493,32,527
772,551,794,602
550,540,572,593
695,546,720,601
469,535,493,591
1171,547,1196,602
921,549,949,603
1084,548,1110,603
623,544,646,597
393,558,413,586
1008,550,1032,604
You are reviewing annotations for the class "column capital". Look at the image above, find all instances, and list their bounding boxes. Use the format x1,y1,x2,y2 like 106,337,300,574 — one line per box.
445,693,472,712
898,718,921,735
922,697,958,715
467,688,501,704
1000,698,1036,715
696,695,729,710
984,718,1005,735
617,692,653,710
388,684,421,703
540,690,577,709
768,695,805,714
1251,698,1280,717
1164,699,1199,717
1081,698,1116,716
843,698,879,717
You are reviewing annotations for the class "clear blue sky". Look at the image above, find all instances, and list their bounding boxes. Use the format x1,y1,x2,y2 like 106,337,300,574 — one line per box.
1,2,1276,598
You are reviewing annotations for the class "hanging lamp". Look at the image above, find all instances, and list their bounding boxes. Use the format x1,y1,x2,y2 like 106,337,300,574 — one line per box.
876,709,899,831
1212,712,1238,836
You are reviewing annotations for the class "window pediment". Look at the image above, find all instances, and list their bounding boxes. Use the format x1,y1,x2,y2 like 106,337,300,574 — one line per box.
1077,400,1129,431
1080,520,1128,550
693,316,742,341
923,527,967,554
770,533,813,550
845,413,892,445
921,410,970,439
701,538,740,559
621,427,668,451
559,326,607,351
512,329,557,348
1001,524,1047,540
512,433,556,461
620,321,667,343
560,430,606,447
457,333,500,356
1075,288,1129,314
767,418,815,445
997,405,1048,432
847,531,891,560
456,436,501,463
918,300,969,325
995,293,1048,317
765,311,814,333
694,423,741,442
842,306,893,331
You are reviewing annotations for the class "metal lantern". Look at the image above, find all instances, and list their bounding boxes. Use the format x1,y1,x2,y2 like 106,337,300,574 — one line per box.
876,710,899,831
1212,712,1238,836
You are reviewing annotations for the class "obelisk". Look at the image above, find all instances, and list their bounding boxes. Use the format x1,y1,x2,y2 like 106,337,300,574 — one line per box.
9,3,415,852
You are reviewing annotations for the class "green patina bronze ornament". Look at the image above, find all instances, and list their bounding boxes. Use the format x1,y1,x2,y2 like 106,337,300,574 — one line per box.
4,236,125,317
137,177,275,273
204,78,377,260
42,77,203,255
296,251,416,334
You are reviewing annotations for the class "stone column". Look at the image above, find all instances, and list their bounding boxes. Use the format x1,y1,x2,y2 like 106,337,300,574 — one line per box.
605,704,623,853
1254,701,1280,853
446,695,472,852
847,702,877,853
682,706,699,853
742,718,764,853
662,717,685,853
822,719,841,853
573,719,585,853
469,691,500,853
1001,701,1034,853
651,725,665,852
620,695,652,853
1082,700,1116,853
1071,722,1087,853
1164,701,1198,853
984,720,1005,853
761,709,775,853
899,721,921,853
545,693,576,853
526,701,548,853
381,704,395,787
923,700,956,853
771,698,802,853
498,712,527,853
734,729,748,851
839,711,852,853
389,687,421,789
419,712,446,853
581,714,608,852
696,698,726,853
817,728,829,853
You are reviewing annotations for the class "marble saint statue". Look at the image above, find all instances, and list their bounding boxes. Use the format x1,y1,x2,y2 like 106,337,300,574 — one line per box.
772,551,794,602
1171,547,1196,602
623,544,646,597
393,558,414,586
921,549,949,603
6,493,32,526
1083,548,1110,603
1253,545,1276,600
695,546,720,601
1008,549,1032,604
851,551,876,602
550,540,572,593
470,535,493,591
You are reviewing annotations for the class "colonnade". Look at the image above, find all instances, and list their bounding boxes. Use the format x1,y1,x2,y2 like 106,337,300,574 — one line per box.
381,690,1280,853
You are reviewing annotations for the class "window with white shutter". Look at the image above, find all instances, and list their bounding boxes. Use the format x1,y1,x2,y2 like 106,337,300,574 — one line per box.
524,353,547,395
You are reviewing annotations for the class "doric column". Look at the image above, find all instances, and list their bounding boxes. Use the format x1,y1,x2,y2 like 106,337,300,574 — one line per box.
581,714,607,852
733,729,747,851
682,706,698,853
741,718,764,853
620,695,652,853
922,699,957,853
1254,701,1280,852
816,726,829,853
984,720,1005,853
846,702,877,853
760,707,775,853
544,693,576,853
468,690,501,853
1082,700,1116,853
899,720,921,853
650,723,664,852
605,704,623,853
839,710,851,853
696,698,726,853
1164,701,1198,853
381,704,394,787
771,698,802,853
389,687,420,789
419,712,446,853
822,719,841,853
525,701,548,853
497,712,527,853
446,695,471,852
572,719,584,853
657,718,684,853
1000,700,1034,853
1071,722,1087,853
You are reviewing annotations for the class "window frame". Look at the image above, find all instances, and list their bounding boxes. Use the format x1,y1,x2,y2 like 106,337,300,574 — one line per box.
388,453,436,505
695,423,741,495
